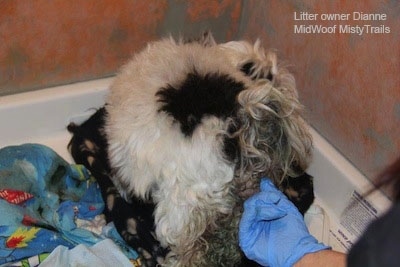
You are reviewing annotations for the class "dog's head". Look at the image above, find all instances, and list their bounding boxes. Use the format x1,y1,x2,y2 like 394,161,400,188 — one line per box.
105,34,313,263
218,39,312,197
105,34,312,201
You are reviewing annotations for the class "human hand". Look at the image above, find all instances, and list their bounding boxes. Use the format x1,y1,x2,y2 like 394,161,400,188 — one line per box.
239,178,329,267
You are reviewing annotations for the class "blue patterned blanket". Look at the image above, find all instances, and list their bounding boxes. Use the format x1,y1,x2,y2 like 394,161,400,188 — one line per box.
0,144,139,266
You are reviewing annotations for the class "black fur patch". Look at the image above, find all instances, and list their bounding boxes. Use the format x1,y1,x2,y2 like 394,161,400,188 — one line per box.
223,122,240,162
282,173,315,215
156,71,245,136
240,61,273,81
240,62,255,77
67,107,110,172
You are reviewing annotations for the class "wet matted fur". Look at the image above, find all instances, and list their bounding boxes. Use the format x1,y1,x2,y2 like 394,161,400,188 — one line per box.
105,33,312,266
68,32,314,266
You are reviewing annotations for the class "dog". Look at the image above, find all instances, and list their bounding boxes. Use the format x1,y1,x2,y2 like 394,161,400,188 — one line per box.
67,108,169,266
104,32,313,266
67,109,314,267
68,32,314,266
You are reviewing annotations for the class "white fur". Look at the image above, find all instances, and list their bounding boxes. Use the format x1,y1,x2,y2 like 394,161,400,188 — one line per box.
106,38,252,265
105,36,312,266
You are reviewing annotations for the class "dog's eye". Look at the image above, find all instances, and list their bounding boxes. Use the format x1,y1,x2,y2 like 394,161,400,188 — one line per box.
240,62,274,81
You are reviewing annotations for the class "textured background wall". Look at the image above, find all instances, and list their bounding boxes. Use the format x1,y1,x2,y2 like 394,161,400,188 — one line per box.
1,0,399,182
0,0,241,95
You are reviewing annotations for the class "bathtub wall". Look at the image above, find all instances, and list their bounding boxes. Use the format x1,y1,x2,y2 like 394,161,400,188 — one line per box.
1,0,399,183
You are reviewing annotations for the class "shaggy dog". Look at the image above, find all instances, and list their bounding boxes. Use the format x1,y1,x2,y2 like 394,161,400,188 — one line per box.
105,33,312,266
68,32,313,266
67,109,313,266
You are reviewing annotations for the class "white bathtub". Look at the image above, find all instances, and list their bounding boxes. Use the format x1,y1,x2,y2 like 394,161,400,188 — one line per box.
0,78,391,253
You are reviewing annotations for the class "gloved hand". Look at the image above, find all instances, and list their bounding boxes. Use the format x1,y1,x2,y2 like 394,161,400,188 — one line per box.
239,178,329,267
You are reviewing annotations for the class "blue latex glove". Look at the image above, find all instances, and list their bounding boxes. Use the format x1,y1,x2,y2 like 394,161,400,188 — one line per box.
239,178,329,267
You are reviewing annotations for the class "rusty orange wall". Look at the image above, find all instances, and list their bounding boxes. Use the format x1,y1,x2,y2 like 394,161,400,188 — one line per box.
0,0,241,95
240,0,400,180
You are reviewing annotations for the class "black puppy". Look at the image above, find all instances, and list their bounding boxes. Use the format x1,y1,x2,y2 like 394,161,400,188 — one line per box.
67,108,169,267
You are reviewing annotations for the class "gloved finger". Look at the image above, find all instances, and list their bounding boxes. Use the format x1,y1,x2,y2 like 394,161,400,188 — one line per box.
260,178,279,192
244,191,282,210
255,203,287,221
240,201,287,229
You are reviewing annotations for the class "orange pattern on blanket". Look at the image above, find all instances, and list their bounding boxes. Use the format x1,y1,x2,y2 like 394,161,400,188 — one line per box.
6,227,40,248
